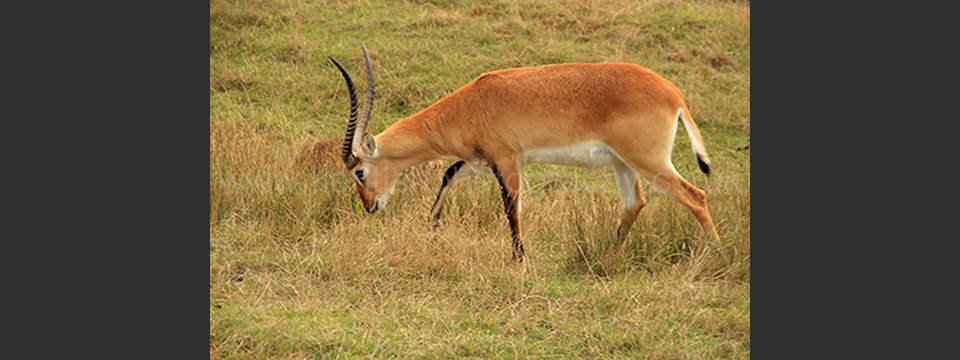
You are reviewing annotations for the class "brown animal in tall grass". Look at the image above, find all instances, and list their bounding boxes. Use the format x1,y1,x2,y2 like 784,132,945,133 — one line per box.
296,137,343,170
297,136,445,196
329,45,720,262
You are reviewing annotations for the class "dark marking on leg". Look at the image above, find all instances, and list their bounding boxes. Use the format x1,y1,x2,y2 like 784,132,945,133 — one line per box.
493,165,524,262
429,161,465,223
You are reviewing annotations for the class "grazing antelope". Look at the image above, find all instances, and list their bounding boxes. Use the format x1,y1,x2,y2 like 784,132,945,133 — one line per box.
329,45,720,262
296,136,445,178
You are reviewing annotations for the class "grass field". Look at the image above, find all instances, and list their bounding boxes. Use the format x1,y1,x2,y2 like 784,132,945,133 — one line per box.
210,0,750,358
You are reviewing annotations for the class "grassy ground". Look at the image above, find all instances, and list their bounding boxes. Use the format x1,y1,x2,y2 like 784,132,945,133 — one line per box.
210,0,750,358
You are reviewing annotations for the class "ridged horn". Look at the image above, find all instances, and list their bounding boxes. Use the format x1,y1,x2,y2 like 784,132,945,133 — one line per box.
353,43,375,155
328,56,359,168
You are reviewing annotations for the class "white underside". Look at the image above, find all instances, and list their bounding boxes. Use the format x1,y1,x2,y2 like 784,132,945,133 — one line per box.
435,142,656,212
519,142,622,168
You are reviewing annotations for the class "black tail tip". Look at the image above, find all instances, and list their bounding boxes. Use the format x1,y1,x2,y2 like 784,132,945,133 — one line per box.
697,155,710,176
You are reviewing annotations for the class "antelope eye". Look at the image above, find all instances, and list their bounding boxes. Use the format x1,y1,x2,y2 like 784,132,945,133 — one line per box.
353,168,366,182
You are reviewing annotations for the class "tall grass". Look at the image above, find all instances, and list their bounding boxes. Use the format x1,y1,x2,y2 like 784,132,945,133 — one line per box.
211,0,749,357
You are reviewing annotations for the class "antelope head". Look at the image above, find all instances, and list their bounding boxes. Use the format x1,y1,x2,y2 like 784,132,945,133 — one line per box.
329,45,400,214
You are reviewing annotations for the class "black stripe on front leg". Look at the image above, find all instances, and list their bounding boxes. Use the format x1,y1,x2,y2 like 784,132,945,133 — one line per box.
430,160,465,222
493,165,524,261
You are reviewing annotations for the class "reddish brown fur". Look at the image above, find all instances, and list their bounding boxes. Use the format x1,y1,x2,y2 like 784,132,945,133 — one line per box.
298,137,444,206
368,63,702,164
296,137,342,170
343,62,720,258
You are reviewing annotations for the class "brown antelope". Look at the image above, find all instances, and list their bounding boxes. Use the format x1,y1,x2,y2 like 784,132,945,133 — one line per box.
296,137,343,170
296,136,444,179
329,45,720,262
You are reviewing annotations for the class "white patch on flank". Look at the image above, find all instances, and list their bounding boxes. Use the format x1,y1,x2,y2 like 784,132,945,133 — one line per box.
519,142,621,168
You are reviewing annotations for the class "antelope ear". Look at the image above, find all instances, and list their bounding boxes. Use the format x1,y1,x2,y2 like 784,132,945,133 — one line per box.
360,133,379,158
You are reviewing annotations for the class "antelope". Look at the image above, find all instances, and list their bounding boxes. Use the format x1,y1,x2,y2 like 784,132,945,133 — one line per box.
296,137,343,170
329,45,721,262
296,136,445,178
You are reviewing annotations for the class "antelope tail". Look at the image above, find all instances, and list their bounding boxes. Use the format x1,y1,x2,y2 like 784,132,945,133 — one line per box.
678,106,711,176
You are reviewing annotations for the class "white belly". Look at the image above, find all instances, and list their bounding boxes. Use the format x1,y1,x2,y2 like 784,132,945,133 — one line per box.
519,142,621,168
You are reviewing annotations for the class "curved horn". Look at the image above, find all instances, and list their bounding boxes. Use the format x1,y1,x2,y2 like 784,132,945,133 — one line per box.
328,56,360,168
353,43,375,155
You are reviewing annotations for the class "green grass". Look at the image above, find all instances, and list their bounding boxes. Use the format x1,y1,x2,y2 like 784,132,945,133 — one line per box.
211,0,750,358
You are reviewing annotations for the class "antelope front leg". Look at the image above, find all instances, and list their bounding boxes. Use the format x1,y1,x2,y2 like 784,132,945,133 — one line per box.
493,161,524,262
429,161,466,228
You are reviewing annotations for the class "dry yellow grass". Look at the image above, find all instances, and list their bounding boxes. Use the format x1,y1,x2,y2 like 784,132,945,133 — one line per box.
211,0,749,357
